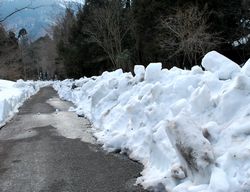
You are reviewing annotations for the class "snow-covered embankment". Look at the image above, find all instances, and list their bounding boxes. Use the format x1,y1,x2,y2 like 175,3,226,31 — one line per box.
0,80,51,127
54,51,250,192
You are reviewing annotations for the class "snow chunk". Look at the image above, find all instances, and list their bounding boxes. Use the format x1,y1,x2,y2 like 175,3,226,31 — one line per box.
165,112,214,184
191,65,204,75
232,75,250,90
134,65,145,82
202,51,240,80
145,63,162,82
241,58,250,77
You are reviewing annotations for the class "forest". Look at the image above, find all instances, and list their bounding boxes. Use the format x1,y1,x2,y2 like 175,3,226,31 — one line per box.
0,0,250,80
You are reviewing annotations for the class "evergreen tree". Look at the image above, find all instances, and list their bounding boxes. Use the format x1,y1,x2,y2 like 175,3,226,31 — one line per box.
131,0,171,66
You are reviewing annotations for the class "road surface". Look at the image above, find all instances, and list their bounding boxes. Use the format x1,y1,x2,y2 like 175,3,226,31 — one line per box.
0,87,146,192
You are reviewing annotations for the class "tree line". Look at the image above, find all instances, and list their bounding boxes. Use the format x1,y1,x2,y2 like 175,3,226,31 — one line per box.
1,0,250,80
52,0,250,78
0,2,58,80
0,25,23,80
0,25,59,80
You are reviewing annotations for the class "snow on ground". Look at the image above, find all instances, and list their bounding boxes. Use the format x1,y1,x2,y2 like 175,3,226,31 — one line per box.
0,80,51,127
54,51,250,192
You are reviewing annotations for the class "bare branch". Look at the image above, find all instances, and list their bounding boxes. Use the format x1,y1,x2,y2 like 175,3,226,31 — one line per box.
0,4,45,23
160,4,222,68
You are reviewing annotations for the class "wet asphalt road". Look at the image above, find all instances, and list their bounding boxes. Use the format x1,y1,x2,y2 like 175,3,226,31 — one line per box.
0,87,146,192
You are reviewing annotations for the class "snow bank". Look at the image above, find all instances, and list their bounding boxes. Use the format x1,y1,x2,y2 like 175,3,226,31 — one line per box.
54,51,250,192
0,80,51,127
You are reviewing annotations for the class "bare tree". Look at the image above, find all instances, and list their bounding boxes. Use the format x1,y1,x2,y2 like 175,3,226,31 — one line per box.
83,0,133,71
160,4,221,69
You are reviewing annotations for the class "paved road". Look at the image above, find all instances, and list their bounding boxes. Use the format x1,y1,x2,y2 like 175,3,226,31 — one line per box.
0,87,146,192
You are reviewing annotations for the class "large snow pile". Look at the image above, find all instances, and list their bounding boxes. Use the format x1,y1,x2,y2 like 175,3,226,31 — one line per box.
54,51,250,192
0,80,51,127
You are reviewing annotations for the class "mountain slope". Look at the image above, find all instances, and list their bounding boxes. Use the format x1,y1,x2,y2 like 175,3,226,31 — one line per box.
0,0,84,40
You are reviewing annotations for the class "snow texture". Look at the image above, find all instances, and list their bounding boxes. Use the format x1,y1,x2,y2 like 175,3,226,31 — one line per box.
0,80,51,127
54,51,250,192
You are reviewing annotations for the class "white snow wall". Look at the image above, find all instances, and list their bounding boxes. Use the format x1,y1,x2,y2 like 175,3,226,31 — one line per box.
54,51,250,192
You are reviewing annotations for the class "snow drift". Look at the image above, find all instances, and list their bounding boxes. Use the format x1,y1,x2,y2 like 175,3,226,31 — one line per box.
0,80,51,127
54,51,250,192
